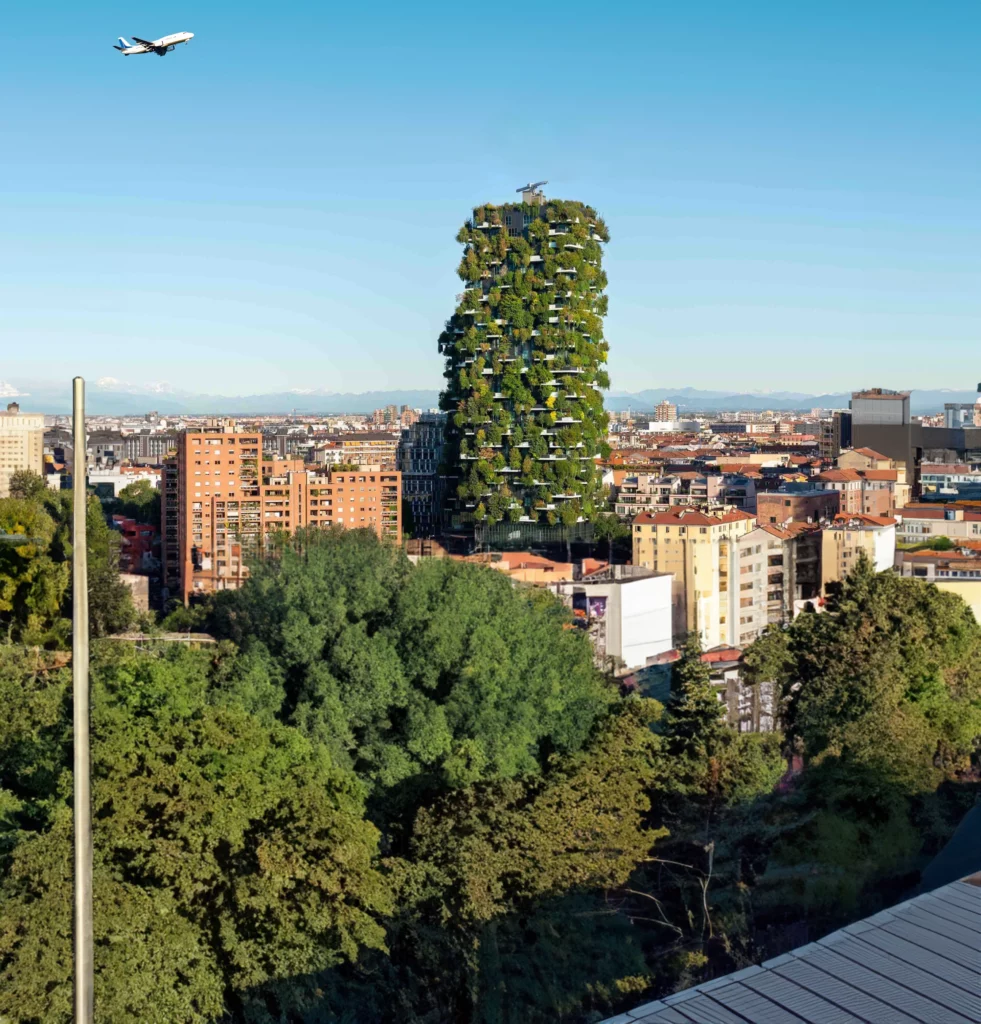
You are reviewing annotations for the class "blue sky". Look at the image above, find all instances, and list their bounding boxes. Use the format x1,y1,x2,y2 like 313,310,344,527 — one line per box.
1,0,978,397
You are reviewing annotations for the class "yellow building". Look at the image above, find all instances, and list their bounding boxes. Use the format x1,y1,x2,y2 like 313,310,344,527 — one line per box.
0,402,44,498
820,514,896,594
632,506,755,646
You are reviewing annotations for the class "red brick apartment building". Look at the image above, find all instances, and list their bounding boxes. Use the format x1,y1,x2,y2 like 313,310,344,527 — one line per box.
162,422,401,603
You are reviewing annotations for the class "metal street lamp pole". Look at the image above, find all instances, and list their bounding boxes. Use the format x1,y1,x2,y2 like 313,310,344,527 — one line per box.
72,376,94,1022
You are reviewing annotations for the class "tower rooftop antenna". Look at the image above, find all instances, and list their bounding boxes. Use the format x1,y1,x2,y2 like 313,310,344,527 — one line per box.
516,180,548,201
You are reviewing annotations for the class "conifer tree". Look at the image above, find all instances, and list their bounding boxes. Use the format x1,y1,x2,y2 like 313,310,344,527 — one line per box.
665,631,726,759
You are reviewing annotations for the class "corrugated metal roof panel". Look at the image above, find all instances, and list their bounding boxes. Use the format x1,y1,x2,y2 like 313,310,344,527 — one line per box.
708,980,811,1022
599,876,981,1024
915,893,981,933
634,1008,693,1023
790,941,978,1024
930,885,981,915
896,905,981,947
740,969,867,1023
666,995,757,1023
772,957,922,1024
849,926,981,1000
881,916,979,972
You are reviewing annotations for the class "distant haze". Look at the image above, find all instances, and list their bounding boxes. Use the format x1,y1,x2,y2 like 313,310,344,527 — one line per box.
5,380,976,417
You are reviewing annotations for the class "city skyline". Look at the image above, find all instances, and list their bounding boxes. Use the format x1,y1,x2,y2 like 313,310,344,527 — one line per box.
2,1,978,394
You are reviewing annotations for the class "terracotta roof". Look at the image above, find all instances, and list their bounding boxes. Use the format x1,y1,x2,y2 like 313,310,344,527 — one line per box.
921,463,976,475
816,468,864,483
850,446,890,460
830,513,896,528
861,469,900,481
634,506,755,527
757,523,798,540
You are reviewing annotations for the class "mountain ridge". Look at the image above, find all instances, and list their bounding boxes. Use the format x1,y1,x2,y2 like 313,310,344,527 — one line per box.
2,380,975,417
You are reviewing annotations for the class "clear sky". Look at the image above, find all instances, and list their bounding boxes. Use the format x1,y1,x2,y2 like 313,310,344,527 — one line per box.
1,0,978,397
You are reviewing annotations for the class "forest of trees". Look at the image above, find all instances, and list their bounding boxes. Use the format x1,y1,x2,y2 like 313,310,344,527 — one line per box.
1,524,979,1022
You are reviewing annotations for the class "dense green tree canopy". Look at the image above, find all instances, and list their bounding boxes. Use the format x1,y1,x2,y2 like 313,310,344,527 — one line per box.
744,553,981,791
0,487,134,645
2,535,979,1023
211,529,614,803
113,477,161,525
0,644,391,1023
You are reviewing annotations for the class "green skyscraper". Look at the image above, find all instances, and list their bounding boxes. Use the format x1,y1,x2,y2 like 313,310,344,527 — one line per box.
438,184,611,545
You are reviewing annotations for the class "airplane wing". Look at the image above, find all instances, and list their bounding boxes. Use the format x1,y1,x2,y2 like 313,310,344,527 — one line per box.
131,36,155,46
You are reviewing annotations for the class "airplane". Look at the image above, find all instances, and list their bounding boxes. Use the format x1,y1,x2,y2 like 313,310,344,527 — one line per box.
114,32,194,56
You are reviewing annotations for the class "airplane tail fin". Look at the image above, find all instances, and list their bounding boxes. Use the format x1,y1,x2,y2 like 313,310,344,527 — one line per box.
114,36,131,50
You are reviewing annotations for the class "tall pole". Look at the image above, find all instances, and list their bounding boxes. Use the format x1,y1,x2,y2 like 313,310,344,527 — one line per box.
72,376,94,1022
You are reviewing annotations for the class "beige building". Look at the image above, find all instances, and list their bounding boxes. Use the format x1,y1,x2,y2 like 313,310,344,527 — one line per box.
895,550,981,622
820,513,896,594
836,446,895,471
653,400,678,422
0,402,44,498
894,504,981,546
633,506,755,647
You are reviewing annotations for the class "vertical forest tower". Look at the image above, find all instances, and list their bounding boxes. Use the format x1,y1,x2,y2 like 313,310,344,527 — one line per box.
438,186,611,539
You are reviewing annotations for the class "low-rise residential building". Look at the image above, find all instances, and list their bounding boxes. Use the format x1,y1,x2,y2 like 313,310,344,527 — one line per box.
895,549,981,621
894,503,981,545
821,513,896,593
813,462,910,516
756,486,839,526
836,446,895,471
625,645,778,733
123,430,179,465
632,506,756,647
615,472,756,517
920,463,981,500
551,564,673,672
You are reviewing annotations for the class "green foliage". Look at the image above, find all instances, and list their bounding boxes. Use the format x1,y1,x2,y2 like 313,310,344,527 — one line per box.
0,643,390,1023
0,488,134,645
665,632,726,760
7,468,49,502
748,553,981,790
408,700,667,924
438,199,610,526
3,535,980,1023
113,477,161,525
210,529,614,805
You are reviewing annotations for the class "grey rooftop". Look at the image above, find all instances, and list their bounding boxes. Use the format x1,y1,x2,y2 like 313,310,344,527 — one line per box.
600,873,981,1024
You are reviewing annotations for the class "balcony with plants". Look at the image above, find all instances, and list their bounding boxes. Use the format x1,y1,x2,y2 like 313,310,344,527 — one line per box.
437,198,610,530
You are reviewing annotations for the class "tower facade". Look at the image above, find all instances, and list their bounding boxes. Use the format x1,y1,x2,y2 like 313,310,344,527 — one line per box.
437,193,611,537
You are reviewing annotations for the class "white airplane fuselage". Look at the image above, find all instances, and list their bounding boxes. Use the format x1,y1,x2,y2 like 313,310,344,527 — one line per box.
117,31,194,56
